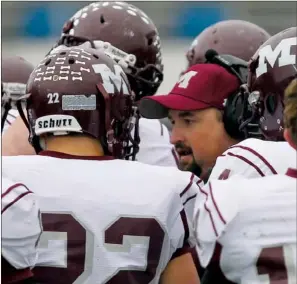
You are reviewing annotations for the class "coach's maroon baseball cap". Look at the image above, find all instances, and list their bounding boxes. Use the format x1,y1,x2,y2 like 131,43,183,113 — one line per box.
139,64,240,119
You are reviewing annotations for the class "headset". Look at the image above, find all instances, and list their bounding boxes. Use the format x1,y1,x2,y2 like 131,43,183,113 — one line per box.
205,49,257,140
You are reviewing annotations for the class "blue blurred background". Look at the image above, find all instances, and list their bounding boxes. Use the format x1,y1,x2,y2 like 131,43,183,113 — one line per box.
2,1,297,94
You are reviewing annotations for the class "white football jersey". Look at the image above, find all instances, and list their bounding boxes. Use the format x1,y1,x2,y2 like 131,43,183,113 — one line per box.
136,118,178,167
3,152,201,284
2,176,42,270
3,109,19,133
209,138,296,180
193,169,297,283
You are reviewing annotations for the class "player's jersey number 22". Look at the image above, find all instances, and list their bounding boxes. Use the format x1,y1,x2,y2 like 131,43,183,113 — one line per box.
33,212,166,284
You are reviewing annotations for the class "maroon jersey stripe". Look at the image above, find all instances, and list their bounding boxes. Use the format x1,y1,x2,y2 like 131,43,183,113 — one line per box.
2,183,27,198
2,183,33,214
171,148,180,167
226,152,265,176
209,183,226,225
230,145,277,174
198,184,219,237
180,174,195,197
2,191,33,214
183,194,197,206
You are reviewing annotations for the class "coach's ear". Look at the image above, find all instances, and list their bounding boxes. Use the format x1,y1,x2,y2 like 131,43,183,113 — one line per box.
284,129,297,150
160,252,200,284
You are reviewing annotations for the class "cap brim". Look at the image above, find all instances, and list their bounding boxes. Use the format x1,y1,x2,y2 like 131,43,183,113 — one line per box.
138,94,210,119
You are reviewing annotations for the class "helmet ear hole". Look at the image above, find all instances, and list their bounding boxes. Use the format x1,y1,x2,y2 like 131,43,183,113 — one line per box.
68,58,75,64
45,59,51,66
147,38,153,46
266,94,277,115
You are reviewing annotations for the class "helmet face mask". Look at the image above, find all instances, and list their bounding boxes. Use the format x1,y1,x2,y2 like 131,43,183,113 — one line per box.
18,46,140,159
1,56,34,132
52,2,164,99
239,27,297,141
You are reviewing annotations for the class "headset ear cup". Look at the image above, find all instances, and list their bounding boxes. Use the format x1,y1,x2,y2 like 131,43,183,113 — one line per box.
223,92,246,140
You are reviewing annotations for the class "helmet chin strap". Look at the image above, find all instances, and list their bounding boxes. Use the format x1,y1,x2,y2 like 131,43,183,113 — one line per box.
1,82,27,133
1,99,12,133
237,85,264,139
39,137,47,151
96,82,132,159
96,83,114,155
16,95,30,130
16,96,43,154
126,106,140,161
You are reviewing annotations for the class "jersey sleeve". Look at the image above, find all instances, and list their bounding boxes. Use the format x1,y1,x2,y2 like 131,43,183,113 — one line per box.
2,177,42,270
193,178,243,268
135,118,179,167
169,173,204,259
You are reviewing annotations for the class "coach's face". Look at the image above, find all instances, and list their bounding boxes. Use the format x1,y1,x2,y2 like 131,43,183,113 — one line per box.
169,108,230,179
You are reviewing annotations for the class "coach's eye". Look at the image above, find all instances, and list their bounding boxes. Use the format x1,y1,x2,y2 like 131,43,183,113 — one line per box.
184,119,193,126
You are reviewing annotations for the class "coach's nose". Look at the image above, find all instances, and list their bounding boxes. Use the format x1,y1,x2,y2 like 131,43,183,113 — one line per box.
170,125,185,145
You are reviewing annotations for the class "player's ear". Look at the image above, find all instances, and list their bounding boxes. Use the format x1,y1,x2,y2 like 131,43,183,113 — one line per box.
284,129,297,150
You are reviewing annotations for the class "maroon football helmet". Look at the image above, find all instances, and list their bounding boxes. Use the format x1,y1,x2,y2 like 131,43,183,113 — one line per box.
186,20,271,68
17,46,140,159
1,56,34,131
239,27,297,141
53,1,163,100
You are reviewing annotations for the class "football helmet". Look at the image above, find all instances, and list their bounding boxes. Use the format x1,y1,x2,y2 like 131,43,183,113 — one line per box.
1,56,34,131
16,46,140,159
186,19,271,67
239,27,297,141
53,1,163,99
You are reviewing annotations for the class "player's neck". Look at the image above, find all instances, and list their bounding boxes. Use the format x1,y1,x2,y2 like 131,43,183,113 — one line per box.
44,135,105,157
225,135,241,149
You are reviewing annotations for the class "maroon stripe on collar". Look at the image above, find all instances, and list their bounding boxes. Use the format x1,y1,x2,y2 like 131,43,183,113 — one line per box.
39,150,115,161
